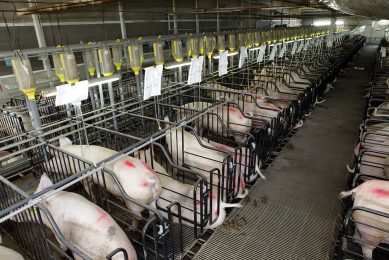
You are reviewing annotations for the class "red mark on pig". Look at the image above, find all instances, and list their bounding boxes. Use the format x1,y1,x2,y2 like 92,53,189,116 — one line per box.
214,210,219,217
372,188,389,197
228,107,244,119
142,181,149,187
96,208,111,224
124,160,136,168
141,161,160,180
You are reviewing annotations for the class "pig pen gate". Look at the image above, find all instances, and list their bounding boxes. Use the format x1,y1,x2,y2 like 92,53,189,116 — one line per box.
336,42,389,259
0,32,366,259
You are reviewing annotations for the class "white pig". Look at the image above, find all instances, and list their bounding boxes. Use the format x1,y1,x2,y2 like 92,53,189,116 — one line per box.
178,102,252,143
340,180,389,259
0,235,24,260
35,174,137,260
45,137,162,219
164,118,248,199
135,148,242,229
200,138,265,181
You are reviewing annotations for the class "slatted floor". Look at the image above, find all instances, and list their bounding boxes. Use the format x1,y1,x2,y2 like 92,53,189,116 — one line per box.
193,45,377,260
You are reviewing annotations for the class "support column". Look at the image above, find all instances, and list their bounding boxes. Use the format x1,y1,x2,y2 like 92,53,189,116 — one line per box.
216,0,220,32
173,0,178,34
31,12,53,86
195,0,199,33
118,2,127,39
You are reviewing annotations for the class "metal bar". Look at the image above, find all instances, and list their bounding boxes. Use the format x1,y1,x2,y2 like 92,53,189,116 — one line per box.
173,0,178,34
107,82,118,131
216,0,220,32
195,0,199,33
118,2,127,39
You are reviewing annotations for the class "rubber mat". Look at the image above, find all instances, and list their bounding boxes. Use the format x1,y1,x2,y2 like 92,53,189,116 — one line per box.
193,45,377,260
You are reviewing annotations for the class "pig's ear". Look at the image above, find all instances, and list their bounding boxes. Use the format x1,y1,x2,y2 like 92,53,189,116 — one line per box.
59,137,72,147
35,174,53,193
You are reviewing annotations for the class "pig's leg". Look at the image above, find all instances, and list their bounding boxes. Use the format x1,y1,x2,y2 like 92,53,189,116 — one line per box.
81,179,97,202
361,244,374,260
124,200,144,230
149,200,157,218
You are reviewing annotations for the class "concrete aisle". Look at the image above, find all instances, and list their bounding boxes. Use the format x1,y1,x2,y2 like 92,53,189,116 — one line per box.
194,45,377,260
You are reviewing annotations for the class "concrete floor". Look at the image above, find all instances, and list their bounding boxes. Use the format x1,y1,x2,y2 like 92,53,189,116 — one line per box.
193,45,377,260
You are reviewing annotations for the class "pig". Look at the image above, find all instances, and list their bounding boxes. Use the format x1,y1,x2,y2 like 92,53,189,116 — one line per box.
164,117,248,199
35,174,137,260
135,148,242,229
339,180,389,259
200,137,265,181
178,102,252,144
0,235,24,260
205,83,281,127
45,137,162,220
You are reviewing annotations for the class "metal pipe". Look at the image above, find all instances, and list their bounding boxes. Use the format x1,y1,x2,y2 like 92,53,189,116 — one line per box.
31,9,53,87
195,0,199,33
107,82,118,131
25,98,43,139
216,0,220,32
173,0,178,34
118,2,127,39
178,67,183,82
135,75,142,99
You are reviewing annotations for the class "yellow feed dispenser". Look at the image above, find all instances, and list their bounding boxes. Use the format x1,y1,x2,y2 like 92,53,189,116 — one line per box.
217,34,225,53
112,40,123,71
199,35,205,55
12,56,36,100
153,40,164,65
186,36,192,58
98,47,114,77
84,45,97,77
204,35,216,59
191,37,199,58
52,46,65,82
238,33,246,48
246,32,254,48
228,33,236,52
171,39,183,63
60,51,79,84
128,43,143,75
254,32,261,47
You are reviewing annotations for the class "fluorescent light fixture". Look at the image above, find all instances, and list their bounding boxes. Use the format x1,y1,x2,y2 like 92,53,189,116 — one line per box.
164,61,192,69
41,74,120,98
314,19,344,27
336,20,344,25
213,51,239,59
313,20,330,26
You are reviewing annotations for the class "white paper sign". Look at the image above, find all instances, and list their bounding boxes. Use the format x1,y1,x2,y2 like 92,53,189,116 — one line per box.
56,80,89,107
257,45,266,63
188,56,204,85
269,45,277,61
291,41,297,55
143,64,163,100
279,44,287,58
218,50,228,76
303,39,310,51
297,40,304,53
238,46,248,68
381,47,387,58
